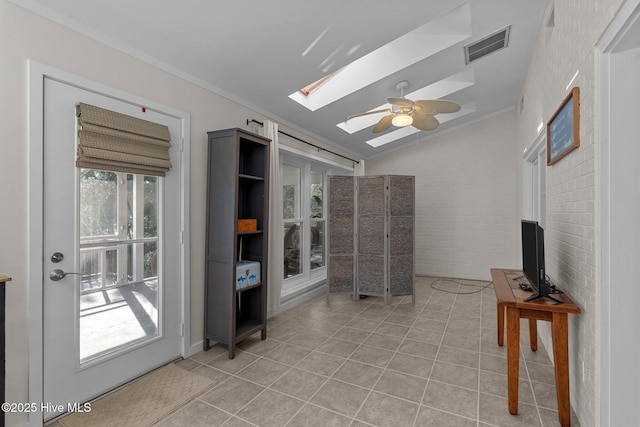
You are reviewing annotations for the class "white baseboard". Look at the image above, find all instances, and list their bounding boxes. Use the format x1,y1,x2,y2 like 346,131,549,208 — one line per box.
187,341,205,357
269,284,326,318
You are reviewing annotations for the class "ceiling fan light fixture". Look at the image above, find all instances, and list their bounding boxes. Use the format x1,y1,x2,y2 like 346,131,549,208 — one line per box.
392,113,413,127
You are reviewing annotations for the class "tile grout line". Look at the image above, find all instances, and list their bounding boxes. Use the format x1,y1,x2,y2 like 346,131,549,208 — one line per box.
520,321,544,427
411,277,454,427
275,297,372,426
415,278,488,426
282,294,381,426
343,293,419,426
196,305,360,427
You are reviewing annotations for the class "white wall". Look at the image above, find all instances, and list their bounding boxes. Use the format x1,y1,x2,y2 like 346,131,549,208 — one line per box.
515,1,625,426
0,2,356,426
366,110,520,281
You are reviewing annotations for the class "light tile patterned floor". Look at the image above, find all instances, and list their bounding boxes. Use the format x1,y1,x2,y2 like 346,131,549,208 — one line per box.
162,276,579,426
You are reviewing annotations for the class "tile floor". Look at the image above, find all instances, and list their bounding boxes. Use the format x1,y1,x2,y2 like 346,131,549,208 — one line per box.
164,276,578,426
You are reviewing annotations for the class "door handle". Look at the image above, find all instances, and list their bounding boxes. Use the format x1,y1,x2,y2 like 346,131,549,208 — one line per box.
49,269,81,281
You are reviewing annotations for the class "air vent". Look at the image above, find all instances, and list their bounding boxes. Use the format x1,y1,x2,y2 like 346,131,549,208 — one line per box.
464,26,511,64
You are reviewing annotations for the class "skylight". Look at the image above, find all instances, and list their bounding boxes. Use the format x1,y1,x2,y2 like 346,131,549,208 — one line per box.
289,3,472,111
299,69,341,96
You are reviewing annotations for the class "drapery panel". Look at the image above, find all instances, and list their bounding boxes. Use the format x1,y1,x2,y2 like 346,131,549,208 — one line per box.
259,120,283,314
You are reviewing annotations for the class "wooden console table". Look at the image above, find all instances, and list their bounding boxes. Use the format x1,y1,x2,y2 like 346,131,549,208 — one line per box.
490,268,580,427
0,274,10,427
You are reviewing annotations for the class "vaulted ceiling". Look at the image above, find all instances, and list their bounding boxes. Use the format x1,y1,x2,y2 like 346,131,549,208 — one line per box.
13,0,547,159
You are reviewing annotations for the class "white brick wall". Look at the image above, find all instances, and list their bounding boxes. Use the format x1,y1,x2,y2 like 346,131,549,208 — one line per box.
367,110,519,281
516,1,625,426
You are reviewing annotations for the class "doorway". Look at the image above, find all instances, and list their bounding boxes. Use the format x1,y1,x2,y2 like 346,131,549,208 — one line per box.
523,131,547,227
28,63,190,423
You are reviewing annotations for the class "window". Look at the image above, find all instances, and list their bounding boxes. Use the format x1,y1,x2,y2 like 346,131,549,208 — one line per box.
281,157,328,296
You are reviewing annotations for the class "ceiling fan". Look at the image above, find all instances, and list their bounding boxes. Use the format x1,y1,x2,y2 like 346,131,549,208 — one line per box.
347,81,461,133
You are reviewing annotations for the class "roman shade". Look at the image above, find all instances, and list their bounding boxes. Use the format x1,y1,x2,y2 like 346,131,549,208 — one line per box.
76,103,172,176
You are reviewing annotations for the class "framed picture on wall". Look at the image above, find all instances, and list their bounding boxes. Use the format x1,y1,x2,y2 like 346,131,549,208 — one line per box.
547,86,580,165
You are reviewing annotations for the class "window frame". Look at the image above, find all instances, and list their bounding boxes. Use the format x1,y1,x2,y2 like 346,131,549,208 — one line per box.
281,156,328,296
281,153,344,297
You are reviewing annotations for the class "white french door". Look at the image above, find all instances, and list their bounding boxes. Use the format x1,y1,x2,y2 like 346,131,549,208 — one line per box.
42,77,183,420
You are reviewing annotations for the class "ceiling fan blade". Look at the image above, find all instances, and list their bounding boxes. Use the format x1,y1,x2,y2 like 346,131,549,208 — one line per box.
415,99,461,114
387,97,414,108
372,115,394,133
347,108,391,121
412,100,437,115
412,114,440,131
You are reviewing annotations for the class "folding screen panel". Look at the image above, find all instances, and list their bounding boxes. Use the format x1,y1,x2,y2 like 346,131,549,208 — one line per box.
327,176,356,298
388,175,415,298
357,176,387,299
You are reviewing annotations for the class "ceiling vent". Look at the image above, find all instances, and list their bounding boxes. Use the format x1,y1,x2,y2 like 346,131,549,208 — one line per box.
464,26,511,64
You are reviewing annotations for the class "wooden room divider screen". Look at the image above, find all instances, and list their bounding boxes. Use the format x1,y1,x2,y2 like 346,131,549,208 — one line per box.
327,175,415,304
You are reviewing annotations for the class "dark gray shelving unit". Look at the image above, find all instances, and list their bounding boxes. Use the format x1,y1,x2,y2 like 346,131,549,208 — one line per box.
204,128,270,359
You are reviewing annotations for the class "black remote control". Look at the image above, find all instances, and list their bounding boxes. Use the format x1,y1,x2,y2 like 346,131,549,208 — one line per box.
519,282,532,292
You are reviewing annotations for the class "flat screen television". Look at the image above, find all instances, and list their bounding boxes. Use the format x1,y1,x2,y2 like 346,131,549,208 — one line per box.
521,220,560,303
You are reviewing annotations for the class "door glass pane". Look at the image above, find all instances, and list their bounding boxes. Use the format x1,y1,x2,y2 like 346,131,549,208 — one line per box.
144,242,158,279
144,176,158,238
79,248,118,292
143,177,159,279
310,220,325,270
283,164,301,220
284,222,302,278
79,170,160,364
79,170,118,239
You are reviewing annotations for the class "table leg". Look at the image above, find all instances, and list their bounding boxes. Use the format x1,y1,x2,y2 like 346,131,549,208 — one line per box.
529,319,538,351
497,301,505,346
552,312,571,427
506,306,520,415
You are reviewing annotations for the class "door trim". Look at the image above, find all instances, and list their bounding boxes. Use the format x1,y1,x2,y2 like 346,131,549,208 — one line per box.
27,61,191,427
596,1,640,425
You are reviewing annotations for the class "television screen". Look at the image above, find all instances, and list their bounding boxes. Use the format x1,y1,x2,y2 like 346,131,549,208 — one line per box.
521,220,558,302
521,219,542,291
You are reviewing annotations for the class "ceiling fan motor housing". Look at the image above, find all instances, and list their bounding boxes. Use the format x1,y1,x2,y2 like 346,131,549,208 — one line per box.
391,104,414,114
